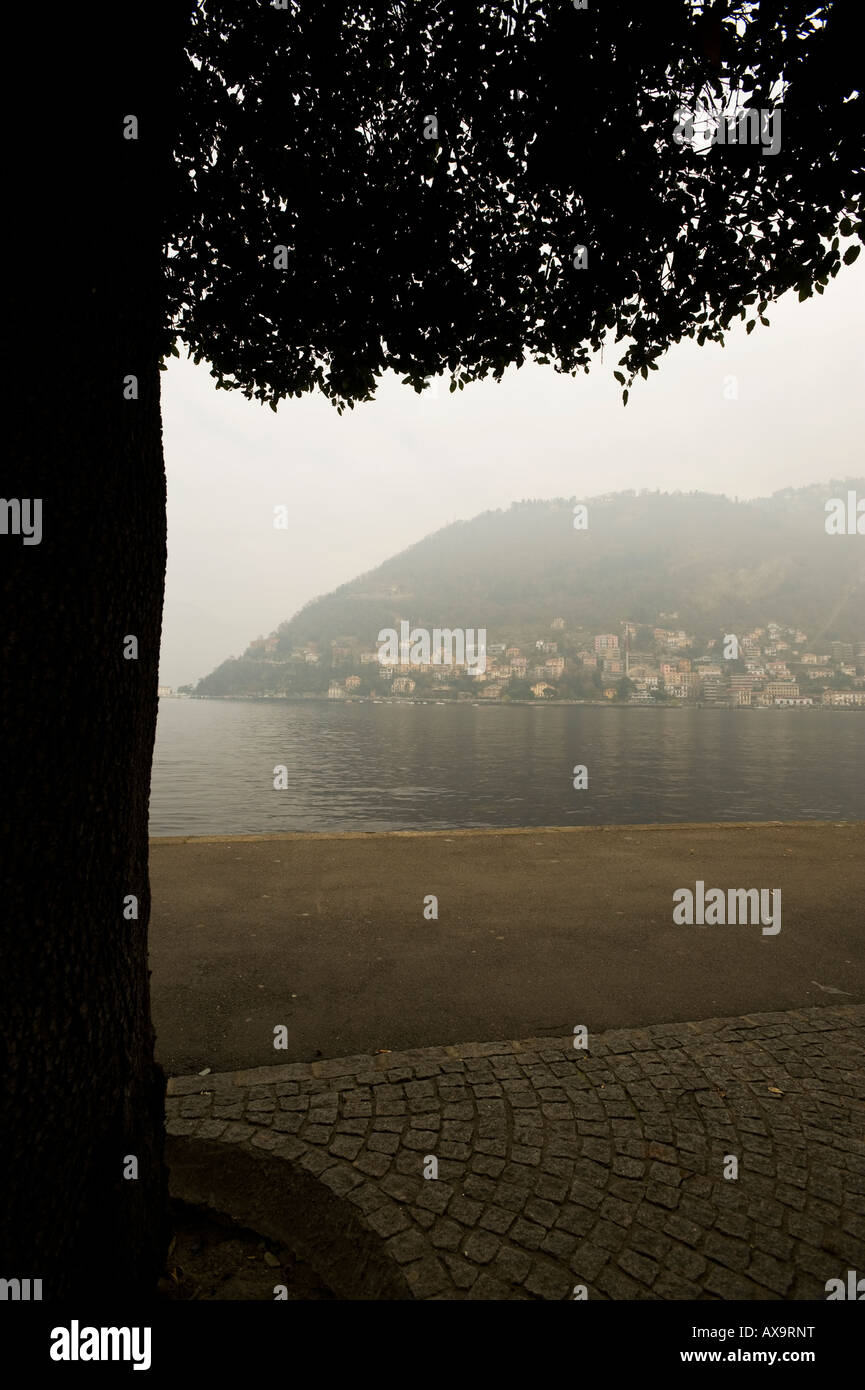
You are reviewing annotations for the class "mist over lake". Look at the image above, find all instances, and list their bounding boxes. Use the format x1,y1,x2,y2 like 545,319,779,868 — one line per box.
150,698,865,837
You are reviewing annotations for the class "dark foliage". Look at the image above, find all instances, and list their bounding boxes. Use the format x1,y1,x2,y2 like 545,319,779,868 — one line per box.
165,1,863,410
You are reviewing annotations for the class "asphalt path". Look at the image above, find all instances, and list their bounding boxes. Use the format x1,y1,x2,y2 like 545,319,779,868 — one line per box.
148,822,865,1074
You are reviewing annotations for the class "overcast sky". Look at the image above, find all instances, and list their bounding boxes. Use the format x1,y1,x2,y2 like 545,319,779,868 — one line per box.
159,261,864,688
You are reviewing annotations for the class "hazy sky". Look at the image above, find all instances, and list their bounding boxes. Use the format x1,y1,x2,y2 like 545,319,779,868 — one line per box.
159,261,864,688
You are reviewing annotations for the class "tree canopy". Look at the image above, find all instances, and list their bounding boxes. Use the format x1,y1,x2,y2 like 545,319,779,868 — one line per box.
164,0,862,411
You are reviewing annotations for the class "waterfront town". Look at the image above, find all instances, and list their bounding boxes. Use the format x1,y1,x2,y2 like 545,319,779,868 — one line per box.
169,617,865,707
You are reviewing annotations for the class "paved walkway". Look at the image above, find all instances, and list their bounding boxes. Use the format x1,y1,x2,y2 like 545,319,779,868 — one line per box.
165,1004,865,1299
150,823,865,1074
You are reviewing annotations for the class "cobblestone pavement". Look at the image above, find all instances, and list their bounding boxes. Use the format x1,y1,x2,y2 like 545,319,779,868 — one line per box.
166,1005,865,1300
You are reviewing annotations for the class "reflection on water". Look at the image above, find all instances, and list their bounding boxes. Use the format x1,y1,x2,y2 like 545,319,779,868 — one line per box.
149,700,865,836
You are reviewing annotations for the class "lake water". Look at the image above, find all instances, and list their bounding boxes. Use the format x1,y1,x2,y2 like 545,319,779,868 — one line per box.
149,699,865,836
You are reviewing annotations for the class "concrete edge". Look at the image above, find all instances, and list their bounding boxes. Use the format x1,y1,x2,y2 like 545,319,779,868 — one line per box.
150,820,863,846
166,1003,865,1094
166,1134,414,1300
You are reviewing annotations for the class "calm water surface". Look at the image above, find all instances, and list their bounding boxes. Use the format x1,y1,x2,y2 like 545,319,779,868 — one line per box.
149,699,865,836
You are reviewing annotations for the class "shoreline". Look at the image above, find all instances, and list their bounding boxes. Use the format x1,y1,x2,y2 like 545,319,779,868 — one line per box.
161,694,861,710
149,816,861,845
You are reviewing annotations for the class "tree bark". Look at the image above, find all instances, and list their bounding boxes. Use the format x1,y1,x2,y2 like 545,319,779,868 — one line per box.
1,4,187,1297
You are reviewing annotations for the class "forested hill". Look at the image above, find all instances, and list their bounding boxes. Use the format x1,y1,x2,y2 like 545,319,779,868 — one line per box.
279,483,863,641
196,481,864,690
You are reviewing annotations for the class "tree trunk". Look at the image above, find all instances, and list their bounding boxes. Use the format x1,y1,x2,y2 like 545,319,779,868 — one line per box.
1,5,187,1297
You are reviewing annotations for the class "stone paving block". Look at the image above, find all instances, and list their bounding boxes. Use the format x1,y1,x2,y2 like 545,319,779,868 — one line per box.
415,1182,453,1214
448,1193,484,1226
463,1230,501,1265
523,1259,572,1300
194,1119,228,1140
404,1256,450,1298
166,1118,199,1136
617,1248,660,1286
510,1217,546,1251
493,1245,533,1285
431,1218,463,1251
595,1263,643,1300
269,1136,308,1162
381,1173,419,1206
272,1112,303,1134
654,1271,703,1299
714,1209,751,1239
165,1003,865,1300
336,1117,370,1136
411,1207,435,1230
465,1271,511,1300
179,1095,213,1118
709,1234,756,1273
439,1140,471,1160
402,1129,438,1152
386,1228,430,1264
747,1250,794,1295
496,1182,530,1213
329,1133,364,1160
510,1144,542,1167
629,1224,669,1261
319,1165,365,1198
373,1116,406,1133
443,1254,479,1288
346,1181,388,1214
302,1124,332,1146
368,1132,400,1156
471,1153,506,1178
592,1218,629,1253
478,1205,516,1235
297,1148,337,1176
220,1121,256,1144
703,1264,771,1301
555,1204,595,1238
462,1174,498,1202
569,1180,605,1211
355,1150,392,1177
375,1099,405,1116
524,1197,559,1229
443,1101,474,1120
211,1100,245,1120
821,1229,864,1265
540,1229,577,1261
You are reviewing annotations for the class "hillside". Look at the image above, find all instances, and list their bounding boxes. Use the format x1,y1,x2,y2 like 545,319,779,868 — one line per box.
194,481,864,696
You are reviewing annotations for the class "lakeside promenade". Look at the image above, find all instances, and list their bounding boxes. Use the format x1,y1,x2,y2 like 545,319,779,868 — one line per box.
150,822,864,1075
154,822,865,1298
